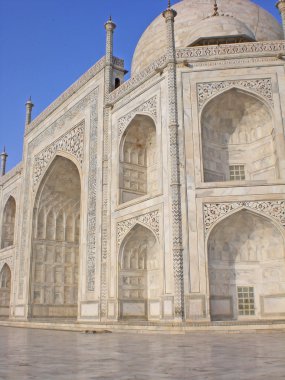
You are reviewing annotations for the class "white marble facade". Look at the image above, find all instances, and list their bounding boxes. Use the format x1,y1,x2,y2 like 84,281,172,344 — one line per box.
0,0,285,325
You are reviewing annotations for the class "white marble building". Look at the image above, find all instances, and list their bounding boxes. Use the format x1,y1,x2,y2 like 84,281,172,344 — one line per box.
0,0,285,326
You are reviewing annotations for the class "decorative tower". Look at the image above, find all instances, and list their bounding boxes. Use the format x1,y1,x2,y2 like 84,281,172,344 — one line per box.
100,16,116,319
104,16,116,94
0,146,8,176
163,1,184,320
276,1,285,38
25,97,34,126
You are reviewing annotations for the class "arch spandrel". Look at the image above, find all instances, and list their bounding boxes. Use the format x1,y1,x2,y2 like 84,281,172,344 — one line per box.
32,121,84,193
117,210,160,248
117,96,157,139
204,201,285,239
118,223,159,265
33,151,83,198
199,82,274,114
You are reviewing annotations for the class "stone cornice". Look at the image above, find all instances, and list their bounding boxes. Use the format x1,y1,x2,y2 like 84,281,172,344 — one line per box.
0,163,22,187
24,55,123,135
176,40,285,60
23,41,285,134
107,41,285,106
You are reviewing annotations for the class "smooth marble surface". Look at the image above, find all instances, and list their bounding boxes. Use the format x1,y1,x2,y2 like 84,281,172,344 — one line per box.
0,327,285,379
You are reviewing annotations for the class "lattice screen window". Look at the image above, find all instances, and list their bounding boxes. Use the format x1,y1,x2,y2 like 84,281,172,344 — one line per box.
230,165,245,181
237,286,255,316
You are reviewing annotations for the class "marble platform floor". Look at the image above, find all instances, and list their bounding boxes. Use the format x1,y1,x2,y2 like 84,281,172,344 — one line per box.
0,326,284,379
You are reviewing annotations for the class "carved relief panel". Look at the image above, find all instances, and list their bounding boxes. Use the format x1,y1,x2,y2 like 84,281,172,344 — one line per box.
203,200,285,236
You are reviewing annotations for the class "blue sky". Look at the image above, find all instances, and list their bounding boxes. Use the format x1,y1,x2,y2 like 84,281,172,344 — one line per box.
0,0,282,171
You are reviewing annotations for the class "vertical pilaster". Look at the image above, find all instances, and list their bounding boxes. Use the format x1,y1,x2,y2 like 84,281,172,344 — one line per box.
101,17,116,319
276,0,285,38
163,4,184,320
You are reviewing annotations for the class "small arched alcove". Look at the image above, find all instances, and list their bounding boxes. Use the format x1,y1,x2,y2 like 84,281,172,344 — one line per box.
0,264,11,317
31,156,81,319
1,196,16,249
119,224,161,320
115,78,121,89
201,89,278,182
208,210,285,321
119,115,158,204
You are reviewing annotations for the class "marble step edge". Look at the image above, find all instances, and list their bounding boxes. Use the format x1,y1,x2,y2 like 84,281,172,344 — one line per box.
0,320,285,334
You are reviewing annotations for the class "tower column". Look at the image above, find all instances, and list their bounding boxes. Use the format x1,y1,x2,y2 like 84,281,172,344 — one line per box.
163,2,184,320
100,17,116,319
104,17,116,95
0,147,8,176
25,97,34,126
276,0,285,38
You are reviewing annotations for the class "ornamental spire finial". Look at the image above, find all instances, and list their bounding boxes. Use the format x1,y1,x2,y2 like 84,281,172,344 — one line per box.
168,0,171,8
213,0,219,16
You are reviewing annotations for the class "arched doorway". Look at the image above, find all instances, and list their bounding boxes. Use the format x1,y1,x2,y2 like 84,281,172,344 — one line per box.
208,210,285,321
0,264,11,317
119,115,158,204
201,89,277,182
30,156,81,319
1,196,16,249
119,224,160,320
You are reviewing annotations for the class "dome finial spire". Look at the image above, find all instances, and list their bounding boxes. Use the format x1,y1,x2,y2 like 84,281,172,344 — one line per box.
213,0,219,16
168,0,171,9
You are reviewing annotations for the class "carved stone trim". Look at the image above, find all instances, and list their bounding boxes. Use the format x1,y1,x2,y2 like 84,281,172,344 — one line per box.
176,41,285,60
204,200,285,236
87,90,99,292
197,78,273,110
33,121,85,191
107,41,284,106
117,96,157,138
181,57,280,70
117,210,160,247
0,256,14,273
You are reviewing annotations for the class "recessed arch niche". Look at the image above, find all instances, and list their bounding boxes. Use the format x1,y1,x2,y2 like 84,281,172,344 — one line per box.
1,196,16,249
208,210,285,321
119,114,158,204
0,264,11,317
119,224,161,320
30,156,81,318
201,89,278,182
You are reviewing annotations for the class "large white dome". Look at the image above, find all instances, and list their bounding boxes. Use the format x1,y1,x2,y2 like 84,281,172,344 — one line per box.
186,14,256,46
131,0,283,75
